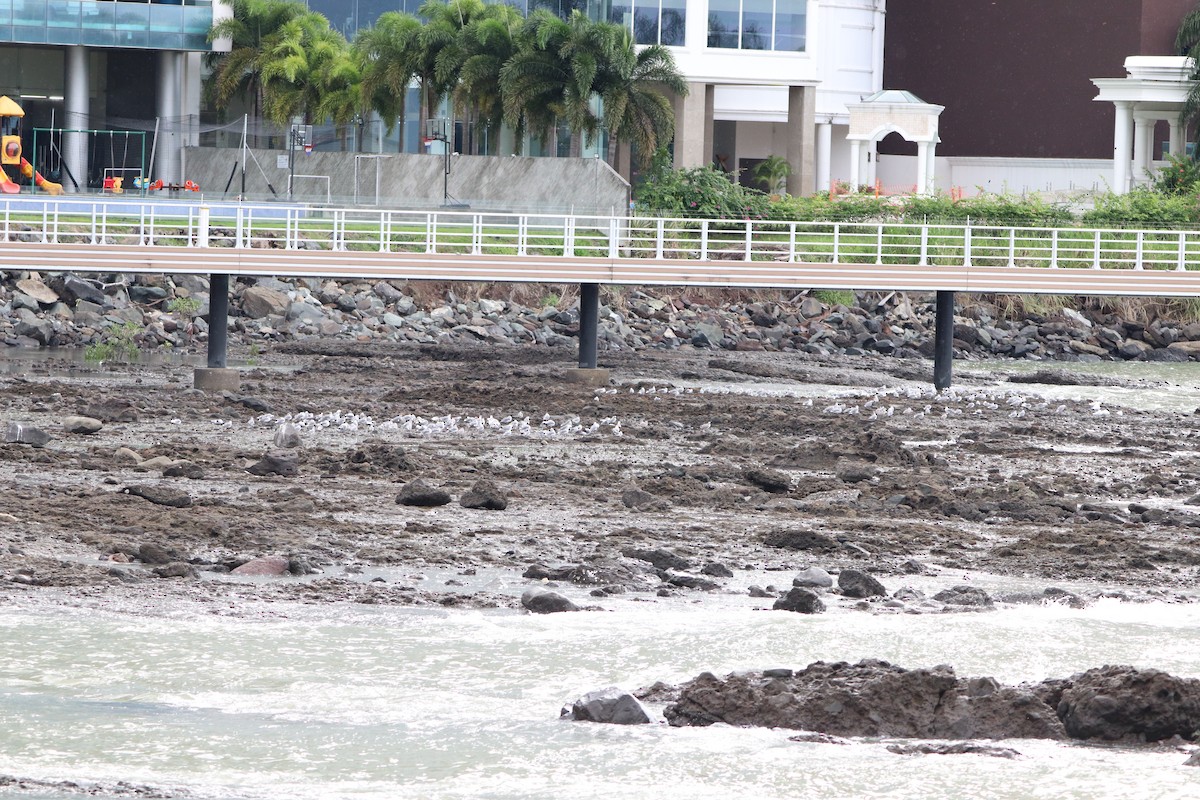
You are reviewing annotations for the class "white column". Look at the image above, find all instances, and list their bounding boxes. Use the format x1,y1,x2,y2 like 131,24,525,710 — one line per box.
927,140,938,194
63,46,88,194
1170,119,1185,159
815,121,832,192
1133,115,1153,186
672,83,709,169
916,141,929,195
866,143,877,190
849,139,862,190
1113,101,1132,194
157,51,181,185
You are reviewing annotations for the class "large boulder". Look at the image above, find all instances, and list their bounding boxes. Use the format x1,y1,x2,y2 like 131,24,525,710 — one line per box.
563,687,651,724
241,286,290,319
521,588,579,614
459,479,508,510
1052,665,1200,742
396,478,451,507
664,660,1066,740
838,569,887,598
773,587,826,614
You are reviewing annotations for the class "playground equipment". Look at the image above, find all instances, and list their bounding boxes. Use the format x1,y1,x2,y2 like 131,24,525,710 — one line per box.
0,96,62,195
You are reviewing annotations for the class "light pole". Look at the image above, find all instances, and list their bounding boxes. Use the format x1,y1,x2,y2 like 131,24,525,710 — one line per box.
287,123,311,202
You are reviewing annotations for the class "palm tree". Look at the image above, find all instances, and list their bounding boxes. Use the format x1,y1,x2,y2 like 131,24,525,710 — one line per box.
595,30,685,170
354,12,423,151
454,3,523,153
260,13,353,127
205,0,309,144
417,0,487,146
500,9,573,151
1178,5,1200,143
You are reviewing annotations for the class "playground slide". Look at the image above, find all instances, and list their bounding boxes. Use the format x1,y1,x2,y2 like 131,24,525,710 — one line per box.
20,159,62,195
0,169,18,194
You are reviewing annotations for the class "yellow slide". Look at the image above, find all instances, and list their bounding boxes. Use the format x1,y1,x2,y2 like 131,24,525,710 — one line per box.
21,158,61,195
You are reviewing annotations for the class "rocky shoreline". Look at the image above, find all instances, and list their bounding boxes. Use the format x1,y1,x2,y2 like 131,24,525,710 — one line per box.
5,269,1200,364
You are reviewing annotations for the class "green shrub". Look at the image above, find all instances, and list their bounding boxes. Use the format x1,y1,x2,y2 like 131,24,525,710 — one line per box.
635,150,771,219
85,321,141,363
1150,155,1200,196
1082,188,1200,226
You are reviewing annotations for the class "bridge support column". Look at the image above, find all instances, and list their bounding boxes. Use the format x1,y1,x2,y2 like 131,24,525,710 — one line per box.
194,273,240,391
933,290,954,391
565,282,609,386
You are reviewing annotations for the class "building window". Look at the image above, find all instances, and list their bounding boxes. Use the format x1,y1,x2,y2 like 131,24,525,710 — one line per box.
707,0,805,52
610,0,685,46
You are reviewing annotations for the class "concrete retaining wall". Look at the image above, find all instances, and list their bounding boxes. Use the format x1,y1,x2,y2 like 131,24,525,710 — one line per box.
181,147,629,215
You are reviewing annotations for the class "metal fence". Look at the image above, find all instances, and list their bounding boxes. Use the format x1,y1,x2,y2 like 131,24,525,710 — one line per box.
4,197,1200,272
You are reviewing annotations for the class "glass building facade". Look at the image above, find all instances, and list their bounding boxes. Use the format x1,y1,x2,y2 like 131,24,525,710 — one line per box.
0,0,214,50
306,0,805,52
708,0,804,51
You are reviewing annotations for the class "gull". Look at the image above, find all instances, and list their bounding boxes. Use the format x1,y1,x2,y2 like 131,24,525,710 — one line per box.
823,402,846,414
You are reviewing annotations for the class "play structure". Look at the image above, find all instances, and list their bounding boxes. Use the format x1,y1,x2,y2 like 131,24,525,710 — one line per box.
0,96,61,195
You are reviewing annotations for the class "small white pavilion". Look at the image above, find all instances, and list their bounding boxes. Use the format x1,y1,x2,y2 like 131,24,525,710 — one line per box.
1092,56,1193,194
844,90,944,195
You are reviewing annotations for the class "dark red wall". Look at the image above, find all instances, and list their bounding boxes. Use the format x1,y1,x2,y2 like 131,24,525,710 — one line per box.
882,0,1195,159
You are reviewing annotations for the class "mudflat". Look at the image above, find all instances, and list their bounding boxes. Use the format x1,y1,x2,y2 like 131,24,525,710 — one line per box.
2,340,1198,611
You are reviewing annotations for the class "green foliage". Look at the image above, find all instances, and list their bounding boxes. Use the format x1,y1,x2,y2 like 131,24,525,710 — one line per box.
84,322,142,364
766,193,892,222
1151,155,1200,196
901,193,1072,225
751,155,792,194
167,296,202,316
813,289,855,308
636,150,770,219
1082,188,1200,226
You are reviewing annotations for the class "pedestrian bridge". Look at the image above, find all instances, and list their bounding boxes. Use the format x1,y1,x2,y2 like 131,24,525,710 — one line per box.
3,198,1199,388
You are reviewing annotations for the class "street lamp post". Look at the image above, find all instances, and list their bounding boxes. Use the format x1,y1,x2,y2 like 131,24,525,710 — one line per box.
287,123,312,202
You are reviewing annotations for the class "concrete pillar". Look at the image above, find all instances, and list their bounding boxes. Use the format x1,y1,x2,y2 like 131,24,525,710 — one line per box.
815,121,832,192
849,139,862,190
63,46,88,193
927,140,938,194
916,141,929,196
785,85,816,196
866,144,877,190
1133,115,1153,186
672,82,709,169
1170,119,1185,158
934,291,955,390
1113,101,1133,194
703,84,714,166
157,51,181,185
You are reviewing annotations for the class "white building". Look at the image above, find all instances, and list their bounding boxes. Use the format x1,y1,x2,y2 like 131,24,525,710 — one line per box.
0,0,231,193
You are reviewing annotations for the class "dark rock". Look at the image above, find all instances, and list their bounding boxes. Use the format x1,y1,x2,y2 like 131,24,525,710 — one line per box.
748,585,774,598
836,461,877,483
247,451,299,477
622,547,691,571
50,274,106,306
288,556,320,575
231,555,291,576
887,742,1021,758
620,487,669,510
838,569,887,598
122,484,192,508
666,572,721,591
83,399,139,423
153,562,199,579
162,461,205,480
138,542,176,565
744,467,791,493
459,478,508,510
128,285,168,304
237,396,271,413
5,422,51,448
563,687,651,724
1054,665,1200,742
664,660,1066,740
773,587,826,613
521,588,580,613
524,560,656,588
933,586,995,608
701,562,734,578
762,529,839,552
396,478,452,506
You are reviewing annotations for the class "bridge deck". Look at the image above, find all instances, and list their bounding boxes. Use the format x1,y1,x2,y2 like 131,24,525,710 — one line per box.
2,198,1200,297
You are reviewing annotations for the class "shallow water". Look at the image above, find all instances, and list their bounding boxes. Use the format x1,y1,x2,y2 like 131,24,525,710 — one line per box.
1,589,1198,800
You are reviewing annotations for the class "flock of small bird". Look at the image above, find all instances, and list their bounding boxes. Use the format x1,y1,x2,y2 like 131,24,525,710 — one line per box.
812,386,1121,421
212,409,625,439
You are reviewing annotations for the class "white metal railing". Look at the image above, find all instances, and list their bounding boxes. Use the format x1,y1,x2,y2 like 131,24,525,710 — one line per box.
3,197,1200,272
